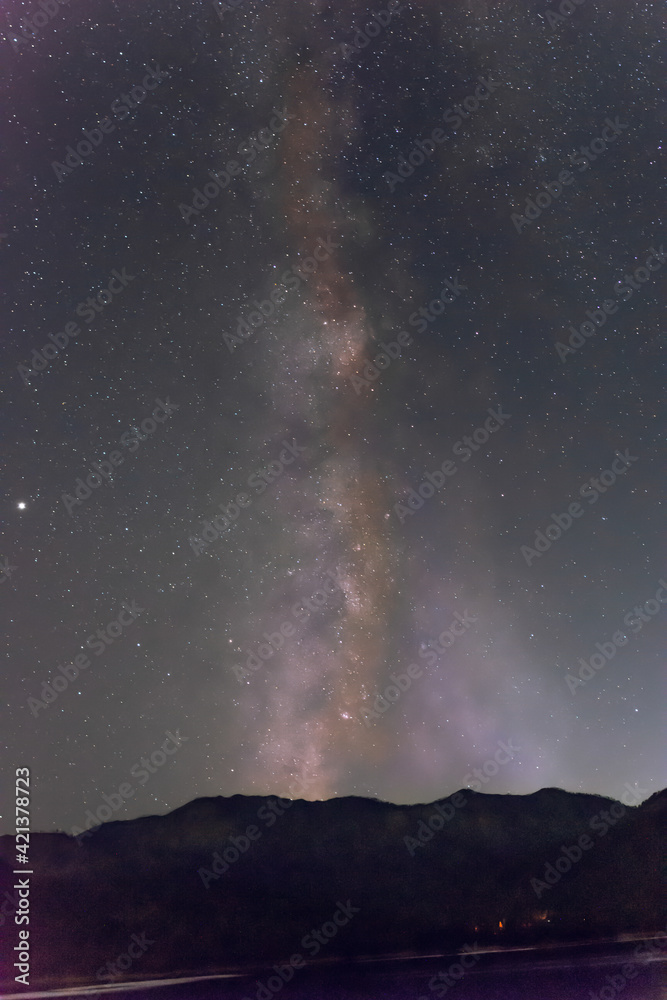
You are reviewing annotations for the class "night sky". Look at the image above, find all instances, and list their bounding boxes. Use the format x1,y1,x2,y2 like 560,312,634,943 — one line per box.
2,0,664,837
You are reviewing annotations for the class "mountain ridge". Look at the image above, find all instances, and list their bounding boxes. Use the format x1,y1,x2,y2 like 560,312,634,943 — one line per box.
1,786,663,989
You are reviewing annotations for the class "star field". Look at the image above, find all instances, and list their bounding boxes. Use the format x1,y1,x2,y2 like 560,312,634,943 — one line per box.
1,0,664,834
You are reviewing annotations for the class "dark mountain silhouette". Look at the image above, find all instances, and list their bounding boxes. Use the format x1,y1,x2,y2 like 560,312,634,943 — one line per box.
1,787,663,989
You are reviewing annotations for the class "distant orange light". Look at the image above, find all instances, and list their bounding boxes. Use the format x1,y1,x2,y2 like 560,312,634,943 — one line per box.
499,921,503,929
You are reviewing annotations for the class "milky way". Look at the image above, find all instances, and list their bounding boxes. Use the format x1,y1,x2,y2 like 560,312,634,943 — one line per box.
232,52,402,798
